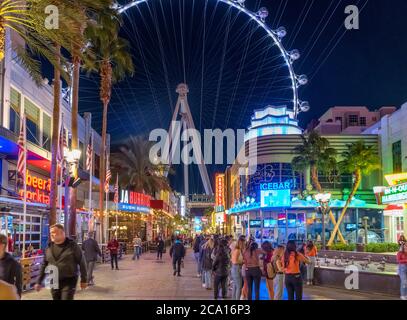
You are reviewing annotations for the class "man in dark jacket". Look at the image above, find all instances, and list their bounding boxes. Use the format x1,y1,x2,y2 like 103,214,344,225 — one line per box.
193,235,202,277
82,232,101,285
0,234,22,298
212,239,230,300
156,237,165,260
169,238,185,276
35,224,87,300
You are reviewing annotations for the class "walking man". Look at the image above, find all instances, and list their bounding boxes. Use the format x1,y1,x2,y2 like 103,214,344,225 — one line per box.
193,234,202,277
0,234,22,299
132,234,142,260
35,224,87,300
170,237,185,276
157,237,165,260
107,236,119,270
82,232,102,286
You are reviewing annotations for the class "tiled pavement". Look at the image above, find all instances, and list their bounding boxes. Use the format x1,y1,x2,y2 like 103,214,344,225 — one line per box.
23,247,397,300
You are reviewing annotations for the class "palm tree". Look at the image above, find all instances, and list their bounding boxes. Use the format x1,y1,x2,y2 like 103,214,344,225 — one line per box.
292,130,347,244
67,0,113,241
327,140,380,246
85,11,134,241
291,130,337,194
111,136,171,195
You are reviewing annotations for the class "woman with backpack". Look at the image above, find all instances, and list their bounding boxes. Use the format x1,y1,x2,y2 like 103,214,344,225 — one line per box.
261,241,274,300
281,240,310,300
231,236,246,300
243,241,265,300
201,238,214,290
305,240,318,285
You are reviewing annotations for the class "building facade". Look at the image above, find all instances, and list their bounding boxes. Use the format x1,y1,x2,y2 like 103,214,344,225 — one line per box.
365,102,407,243
225,105,385,246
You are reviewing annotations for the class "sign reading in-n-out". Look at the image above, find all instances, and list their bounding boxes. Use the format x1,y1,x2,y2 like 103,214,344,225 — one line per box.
381,182,407,204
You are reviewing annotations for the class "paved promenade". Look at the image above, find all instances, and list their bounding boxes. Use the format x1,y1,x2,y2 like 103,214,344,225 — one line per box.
23,248,397,300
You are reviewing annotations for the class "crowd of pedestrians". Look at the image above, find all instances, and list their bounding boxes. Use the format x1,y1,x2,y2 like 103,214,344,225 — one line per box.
191,233,318,300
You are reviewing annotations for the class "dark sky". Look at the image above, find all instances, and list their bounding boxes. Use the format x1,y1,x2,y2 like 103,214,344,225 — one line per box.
77,0,407,194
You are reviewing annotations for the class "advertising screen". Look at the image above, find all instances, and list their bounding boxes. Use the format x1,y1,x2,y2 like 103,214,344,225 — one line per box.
249,220,262,228
263,219,277,228
260,189,291,208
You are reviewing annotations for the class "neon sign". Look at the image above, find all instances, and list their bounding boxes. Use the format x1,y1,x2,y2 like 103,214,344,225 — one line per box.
215,173,225,212
18,170,50,205
382,182,407,204
120,189,151,207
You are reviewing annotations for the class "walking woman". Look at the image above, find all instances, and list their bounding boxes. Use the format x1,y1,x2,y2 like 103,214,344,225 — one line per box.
243,241,264,300
273,245,285,300
201,238,214,290
231,236,245,300
397,242,407,300
212,239,231,300
281,240,310,300
305,240,318,285
261,241,274,300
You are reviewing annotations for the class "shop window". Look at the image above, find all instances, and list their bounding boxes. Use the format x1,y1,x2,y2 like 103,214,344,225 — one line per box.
392,141,402,173
42,113,51,151
9,88,21,134
348,115,358,126
24,98,40,145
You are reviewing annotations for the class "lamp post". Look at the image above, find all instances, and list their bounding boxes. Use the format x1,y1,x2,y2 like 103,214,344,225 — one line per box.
315,193,331,250
64,147,81,239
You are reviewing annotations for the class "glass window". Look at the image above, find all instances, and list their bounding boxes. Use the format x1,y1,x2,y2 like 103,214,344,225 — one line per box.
392,141,402,173
42,113,51,151
360,117,366,126
24,98,40,145
9,88,21,134
348,115,358,126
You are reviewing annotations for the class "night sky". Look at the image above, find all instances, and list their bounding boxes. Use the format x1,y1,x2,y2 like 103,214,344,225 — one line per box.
76,0,407,194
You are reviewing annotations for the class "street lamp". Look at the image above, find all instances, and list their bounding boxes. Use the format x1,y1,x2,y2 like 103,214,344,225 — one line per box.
63,147,81,237
315,193,331,250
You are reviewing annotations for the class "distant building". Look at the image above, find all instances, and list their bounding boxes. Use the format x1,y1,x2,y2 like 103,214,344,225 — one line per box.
309,106,396,135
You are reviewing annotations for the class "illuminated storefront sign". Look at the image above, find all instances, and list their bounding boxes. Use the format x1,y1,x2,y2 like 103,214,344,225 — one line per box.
18,170,50,205
215,173,225,212
260,189,291,208
382,182,407,204
260,180,294,191
119,189,151,213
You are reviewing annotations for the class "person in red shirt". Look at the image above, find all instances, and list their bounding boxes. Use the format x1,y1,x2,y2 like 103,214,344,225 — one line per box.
7,233,13,253
107,237,119,270
281,240,309,300
397,242,407,300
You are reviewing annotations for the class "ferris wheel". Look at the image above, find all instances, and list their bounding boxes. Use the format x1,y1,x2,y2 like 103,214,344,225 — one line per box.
116,0,310,119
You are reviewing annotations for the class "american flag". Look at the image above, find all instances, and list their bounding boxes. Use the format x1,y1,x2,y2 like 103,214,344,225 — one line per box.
17,115,26,182
104,151,111,193
86,133,93,171
114,174,119,204
56,118,67,164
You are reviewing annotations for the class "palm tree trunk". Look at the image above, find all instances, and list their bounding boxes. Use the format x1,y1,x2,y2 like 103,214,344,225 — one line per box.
99,99,108,242
0,16,5,61
327,169,362,246
99,62,112,243
68,53,80,239
310,165,322,193
49,44,61,226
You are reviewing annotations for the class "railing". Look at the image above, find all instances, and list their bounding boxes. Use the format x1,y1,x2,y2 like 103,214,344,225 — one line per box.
20,256,44,292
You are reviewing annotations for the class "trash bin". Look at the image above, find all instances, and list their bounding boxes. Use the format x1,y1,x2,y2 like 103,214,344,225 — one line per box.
356,244,365,252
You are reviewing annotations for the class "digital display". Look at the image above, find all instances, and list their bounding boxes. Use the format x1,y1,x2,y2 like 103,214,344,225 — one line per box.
260,189,291,208
346,223,357,231
263,219,277,228
249,220,262,228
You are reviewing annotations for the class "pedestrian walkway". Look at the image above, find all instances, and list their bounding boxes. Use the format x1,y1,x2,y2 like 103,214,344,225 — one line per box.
23,249,396,300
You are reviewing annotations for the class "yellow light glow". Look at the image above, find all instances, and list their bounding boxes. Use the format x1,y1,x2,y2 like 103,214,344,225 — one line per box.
385,172,407,186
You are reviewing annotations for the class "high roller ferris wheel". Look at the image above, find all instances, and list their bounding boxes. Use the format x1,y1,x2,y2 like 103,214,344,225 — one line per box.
113,0,310,196
117,0,310,118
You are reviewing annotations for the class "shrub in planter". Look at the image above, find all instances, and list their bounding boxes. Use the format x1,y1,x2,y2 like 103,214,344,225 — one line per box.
365,243,399,253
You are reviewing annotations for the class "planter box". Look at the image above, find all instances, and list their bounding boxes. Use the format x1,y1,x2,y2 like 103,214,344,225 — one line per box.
319,250,397,264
